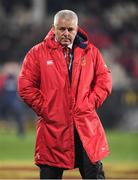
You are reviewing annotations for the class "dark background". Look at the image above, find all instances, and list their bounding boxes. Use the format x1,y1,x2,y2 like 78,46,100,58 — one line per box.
0,0,138,133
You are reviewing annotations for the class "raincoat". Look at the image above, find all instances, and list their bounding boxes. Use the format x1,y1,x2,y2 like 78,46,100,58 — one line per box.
18,27,112,169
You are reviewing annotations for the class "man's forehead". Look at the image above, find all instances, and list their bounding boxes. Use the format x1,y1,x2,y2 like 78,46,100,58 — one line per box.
56,17,77,26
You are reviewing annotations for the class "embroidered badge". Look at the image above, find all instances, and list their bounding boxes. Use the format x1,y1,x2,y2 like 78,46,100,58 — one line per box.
81,56,86,66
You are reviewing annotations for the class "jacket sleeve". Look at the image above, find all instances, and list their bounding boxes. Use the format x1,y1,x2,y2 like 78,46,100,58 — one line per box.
18,46,45,117
89,48,112,109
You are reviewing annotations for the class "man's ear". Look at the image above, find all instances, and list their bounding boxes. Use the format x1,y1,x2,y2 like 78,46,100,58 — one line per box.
52,24,55,32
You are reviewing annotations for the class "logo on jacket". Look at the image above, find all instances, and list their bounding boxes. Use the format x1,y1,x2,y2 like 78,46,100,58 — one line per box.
81,56,86,66
46,60,54,65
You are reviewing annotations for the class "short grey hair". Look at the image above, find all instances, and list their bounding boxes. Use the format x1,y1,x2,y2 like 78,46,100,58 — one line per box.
54,9,78,26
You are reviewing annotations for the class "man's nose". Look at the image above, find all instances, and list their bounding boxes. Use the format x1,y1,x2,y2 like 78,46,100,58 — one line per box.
63,29,69,36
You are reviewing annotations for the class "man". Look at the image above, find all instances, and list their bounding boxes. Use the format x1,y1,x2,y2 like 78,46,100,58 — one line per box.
18,10,112,179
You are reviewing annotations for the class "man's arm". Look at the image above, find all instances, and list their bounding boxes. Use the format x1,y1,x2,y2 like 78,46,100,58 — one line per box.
89,48,112,109
18,47,45,117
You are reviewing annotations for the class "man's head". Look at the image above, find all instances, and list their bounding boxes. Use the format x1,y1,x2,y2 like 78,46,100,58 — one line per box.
53,10,78,47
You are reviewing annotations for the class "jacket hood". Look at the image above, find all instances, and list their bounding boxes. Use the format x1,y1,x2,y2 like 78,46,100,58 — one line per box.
44,27,89,49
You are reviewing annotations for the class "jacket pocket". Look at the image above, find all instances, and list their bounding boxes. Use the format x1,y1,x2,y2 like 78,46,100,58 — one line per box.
88,92,96,109
75,95,94,115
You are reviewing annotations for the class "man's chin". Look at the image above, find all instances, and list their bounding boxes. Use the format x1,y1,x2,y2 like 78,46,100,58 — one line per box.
61,41,71,46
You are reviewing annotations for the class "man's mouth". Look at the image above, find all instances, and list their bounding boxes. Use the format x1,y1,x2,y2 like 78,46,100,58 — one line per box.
62,38,70,42
63,39,70,42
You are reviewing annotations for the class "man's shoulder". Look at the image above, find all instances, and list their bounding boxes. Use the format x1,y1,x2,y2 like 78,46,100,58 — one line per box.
31,41,45,52
27,40,46,56
87,42,99,55
88,42,98,51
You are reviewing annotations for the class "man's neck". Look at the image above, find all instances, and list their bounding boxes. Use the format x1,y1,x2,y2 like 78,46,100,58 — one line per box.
68,44,73,49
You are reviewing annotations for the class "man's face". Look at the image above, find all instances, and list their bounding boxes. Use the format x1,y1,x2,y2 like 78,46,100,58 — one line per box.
53,17,78,46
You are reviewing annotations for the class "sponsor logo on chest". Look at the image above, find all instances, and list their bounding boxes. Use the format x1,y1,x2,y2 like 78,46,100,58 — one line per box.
46,60,54,65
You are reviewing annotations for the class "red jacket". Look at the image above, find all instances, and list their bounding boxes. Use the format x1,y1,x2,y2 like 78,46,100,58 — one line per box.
18,28,112,169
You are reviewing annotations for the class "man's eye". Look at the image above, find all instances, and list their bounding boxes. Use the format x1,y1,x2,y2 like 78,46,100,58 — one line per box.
58,27,74,32
68,28,74,32
59,27,66,31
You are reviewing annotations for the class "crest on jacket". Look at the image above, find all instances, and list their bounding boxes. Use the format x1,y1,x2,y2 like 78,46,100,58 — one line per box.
81,56,86,66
